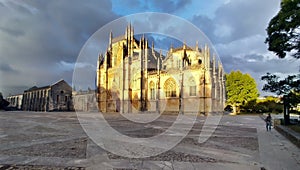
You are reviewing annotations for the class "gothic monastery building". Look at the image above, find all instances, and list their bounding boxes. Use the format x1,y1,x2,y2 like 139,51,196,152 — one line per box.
6,80,74,112
96,25,225,114
22,80,73,111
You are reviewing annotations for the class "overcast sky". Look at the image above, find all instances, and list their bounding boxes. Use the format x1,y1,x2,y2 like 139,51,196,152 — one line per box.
0,0,299,97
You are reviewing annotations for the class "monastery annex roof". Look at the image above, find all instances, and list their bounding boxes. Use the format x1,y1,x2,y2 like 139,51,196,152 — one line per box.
24,79,69,92
24,85,50,92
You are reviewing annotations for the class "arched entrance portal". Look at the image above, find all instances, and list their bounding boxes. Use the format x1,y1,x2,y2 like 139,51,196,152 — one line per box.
163,78,179,113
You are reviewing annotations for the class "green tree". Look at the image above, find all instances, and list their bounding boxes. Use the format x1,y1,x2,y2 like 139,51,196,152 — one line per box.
225,71,259,114
242,96,284,113
288,91,300,108
261,73,300,124
257,96,283,113
265,0,300,59
0,92,9,110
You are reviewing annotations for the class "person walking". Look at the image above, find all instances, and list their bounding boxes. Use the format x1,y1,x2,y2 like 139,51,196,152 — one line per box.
265,113,272,131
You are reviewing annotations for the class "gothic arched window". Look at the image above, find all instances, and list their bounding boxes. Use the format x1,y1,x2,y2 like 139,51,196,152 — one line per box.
164,78,177,97
189,77,196,96
149,81,155,100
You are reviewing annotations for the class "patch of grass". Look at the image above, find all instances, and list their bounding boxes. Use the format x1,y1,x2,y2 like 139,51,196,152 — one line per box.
287,125,300,134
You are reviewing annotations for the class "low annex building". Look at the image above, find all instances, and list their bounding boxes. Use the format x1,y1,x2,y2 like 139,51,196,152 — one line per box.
96,25,225,114
6,94,23,110
22,80,73,111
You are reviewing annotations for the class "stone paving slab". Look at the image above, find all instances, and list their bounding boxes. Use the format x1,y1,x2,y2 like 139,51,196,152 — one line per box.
1,138,87,158
275,125,300,148
1,111,297,169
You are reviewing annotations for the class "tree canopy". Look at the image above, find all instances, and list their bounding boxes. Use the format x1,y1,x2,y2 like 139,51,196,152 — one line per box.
265,0,300,59
225,71,259,113
242,96,283,113
261,73,300,123
261,73,300,95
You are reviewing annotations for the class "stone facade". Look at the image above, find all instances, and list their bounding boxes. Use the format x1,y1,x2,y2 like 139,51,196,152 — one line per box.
96,25,225,114
6,94,23,110
72,90,98,112
22,80,73,111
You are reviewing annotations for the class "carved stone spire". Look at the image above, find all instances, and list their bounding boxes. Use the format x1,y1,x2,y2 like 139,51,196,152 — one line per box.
212,54,216,75
157,50,162,73
160,50,162,58
109,30,113,49
142,34,145,49
125,24,128,38
152,41,154,53
130,23,134,56
170,43,173,53
145,38,148,49
139,36,142,48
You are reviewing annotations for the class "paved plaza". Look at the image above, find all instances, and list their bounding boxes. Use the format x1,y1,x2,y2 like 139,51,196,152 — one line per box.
0,111,299,170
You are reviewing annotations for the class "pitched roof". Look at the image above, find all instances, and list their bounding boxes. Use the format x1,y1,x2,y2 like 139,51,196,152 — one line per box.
24,79,69,92
24,85,50,92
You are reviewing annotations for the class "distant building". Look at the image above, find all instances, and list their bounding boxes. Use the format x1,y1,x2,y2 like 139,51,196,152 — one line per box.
22,80,73,111
6,94,23,110
96,25,225,114
72,90,98,112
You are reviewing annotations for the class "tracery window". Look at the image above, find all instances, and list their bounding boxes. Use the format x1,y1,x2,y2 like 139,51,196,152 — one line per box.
190,86,196,96
150,81,155,100
164,78,177,97
189,77,197,96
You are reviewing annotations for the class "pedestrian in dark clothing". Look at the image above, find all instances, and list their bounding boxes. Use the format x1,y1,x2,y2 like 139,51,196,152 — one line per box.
265,113,272,131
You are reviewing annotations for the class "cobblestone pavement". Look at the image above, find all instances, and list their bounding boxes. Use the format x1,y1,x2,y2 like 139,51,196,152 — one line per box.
0,111,297,169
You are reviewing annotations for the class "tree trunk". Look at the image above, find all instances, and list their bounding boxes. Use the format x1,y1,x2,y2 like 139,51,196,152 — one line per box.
232,105,237,115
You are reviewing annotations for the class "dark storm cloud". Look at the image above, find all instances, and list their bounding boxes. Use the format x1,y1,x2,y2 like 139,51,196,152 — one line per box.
0,63,18,73
0,0,296,97
0,0,118,88
222,54,299,74
222,53,300,94
245,54,264,62
148,0,192,13
1,1,34,15
0,27,25,37
191,15,216,42
5,0,115,63
112,0,192,14
192,0,280,44
135,33,183,53
190,0,300,95
214,0,280,43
